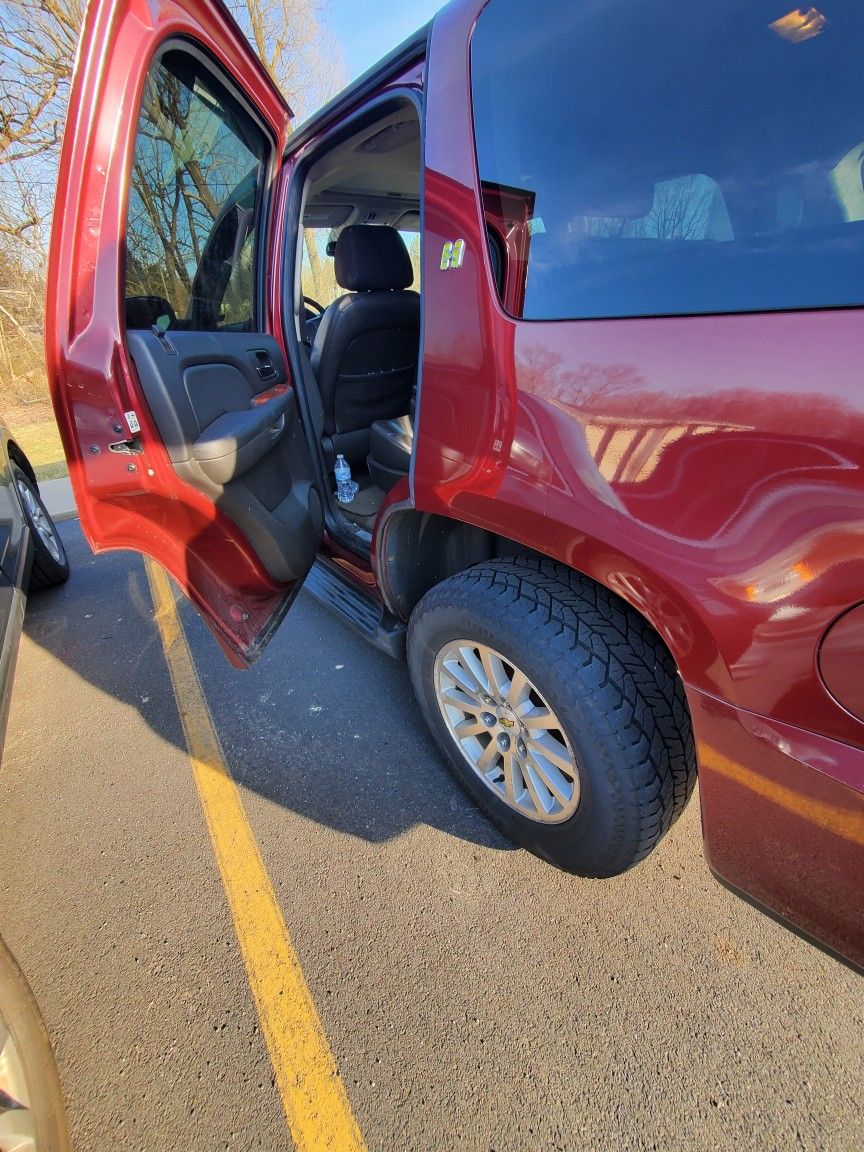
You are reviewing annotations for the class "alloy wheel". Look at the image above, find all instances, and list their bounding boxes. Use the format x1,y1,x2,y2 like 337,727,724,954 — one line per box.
16,479,63,564
433,640,580,823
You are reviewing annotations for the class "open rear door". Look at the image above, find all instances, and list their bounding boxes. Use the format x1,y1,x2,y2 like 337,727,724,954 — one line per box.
46,0,323,664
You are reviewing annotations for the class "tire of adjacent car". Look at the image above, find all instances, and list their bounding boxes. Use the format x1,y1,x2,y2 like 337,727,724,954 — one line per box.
407,557,696,878
0,939,70,1152
11,463,70,592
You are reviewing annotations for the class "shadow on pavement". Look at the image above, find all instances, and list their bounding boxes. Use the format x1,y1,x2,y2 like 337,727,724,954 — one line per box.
24,521,511,854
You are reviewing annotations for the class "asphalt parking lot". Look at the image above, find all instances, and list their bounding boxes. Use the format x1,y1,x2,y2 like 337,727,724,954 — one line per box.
0,521,862,1151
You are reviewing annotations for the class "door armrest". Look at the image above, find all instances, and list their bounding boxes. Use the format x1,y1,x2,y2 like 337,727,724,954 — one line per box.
192,391,292,485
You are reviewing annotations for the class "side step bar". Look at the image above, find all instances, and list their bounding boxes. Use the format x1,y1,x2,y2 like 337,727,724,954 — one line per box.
303,558,406,660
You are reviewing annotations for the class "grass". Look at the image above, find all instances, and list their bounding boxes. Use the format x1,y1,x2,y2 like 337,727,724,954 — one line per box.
8,417,68,481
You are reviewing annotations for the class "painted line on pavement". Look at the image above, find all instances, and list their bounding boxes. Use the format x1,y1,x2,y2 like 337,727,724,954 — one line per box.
145,558,366,1152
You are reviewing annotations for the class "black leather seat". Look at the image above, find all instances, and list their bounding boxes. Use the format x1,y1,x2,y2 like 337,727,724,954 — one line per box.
310,225,420,468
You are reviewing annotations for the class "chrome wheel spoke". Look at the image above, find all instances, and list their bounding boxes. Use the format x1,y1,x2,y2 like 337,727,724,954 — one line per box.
476,738,500,776
440,684,484,714
460,645,491,695
453,717,488,739
520,705,558,730
526,732,574,775
525,746,573,807
434,640,580,824
506,668,531,709
521,757,553,817
501,748,518,804
442,655,483,697
480,647,508,698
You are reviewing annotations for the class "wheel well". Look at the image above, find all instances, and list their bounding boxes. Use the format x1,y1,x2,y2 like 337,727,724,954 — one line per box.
383,513,698,813
6,441,37,487
380,511,544,619
379,509,693,693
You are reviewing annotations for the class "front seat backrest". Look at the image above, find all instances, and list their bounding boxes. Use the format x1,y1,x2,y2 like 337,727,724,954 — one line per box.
310,225,420,467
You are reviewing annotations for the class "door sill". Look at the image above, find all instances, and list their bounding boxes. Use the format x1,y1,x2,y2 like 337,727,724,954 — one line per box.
304,558,405,659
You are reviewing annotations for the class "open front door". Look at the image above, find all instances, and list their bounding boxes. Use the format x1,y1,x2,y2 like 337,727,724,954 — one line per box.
46,0,323,664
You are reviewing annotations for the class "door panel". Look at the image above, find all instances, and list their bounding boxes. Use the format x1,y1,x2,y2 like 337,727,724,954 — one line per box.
45,0,319,663
128,331,322,584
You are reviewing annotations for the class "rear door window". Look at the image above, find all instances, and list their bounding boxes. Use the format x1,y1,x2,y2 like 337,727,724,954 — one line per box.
125,49,269,331
470,0,864,319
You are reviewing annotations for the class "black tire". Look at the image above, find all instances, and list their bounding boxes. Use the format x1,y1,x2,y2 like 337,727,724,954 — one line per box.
10,463,70,592
407,557,696,877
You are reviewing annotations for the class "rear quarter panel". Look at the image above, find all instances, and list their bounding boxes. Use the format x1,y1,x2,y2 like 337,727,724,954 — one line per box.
414,0,864,966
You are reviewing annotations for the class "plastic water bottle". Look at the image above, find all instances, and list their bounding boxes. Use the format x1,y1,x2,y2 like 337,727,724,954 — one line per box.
334,453,359,503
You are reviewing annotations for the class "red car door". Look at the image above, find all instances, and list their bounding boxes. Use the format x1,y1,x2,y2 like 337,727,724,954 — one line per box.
46,0,323,664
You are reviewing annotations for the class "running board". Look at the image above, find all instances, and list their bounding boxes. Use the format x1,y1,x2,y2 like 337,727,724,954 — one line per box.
303,559,406,660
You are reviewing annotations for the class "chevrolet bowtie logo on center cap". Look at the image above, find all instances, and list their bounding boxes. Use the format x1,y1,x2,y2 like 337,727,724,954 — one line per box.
500,716,515,728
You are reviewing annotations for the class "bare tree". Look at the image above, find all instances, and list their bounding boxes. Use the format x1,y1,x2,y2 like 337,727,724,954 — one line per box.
0,0,345,245
126,2,348,318
581,174,721,243
225,0,346,119
0,0,345,409
0,0,83,242
224,0,348,306
635,175,716,240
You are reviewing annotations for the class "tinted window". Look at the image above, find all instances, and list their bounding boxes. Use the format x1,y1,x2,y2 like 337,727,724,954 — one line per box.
125,51,268,330
471,0,864,319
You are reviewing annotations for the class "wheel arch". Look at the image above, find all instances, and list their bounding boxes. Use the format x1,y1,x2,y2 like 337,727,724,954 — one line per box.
376,505,727,698
405,554,698,874
5,439,38,489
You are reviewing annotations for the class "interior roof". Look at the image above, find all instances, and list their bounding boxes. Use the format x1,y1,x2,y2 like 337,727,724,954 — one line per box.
304,104,421,215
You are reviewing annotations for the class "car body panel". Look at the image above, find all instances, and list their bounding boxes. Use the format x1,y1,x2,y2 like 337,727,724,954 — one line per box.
692,689,864,969
412,0,864,965
0,433,27,584
0,432,47,758
44,0,309,663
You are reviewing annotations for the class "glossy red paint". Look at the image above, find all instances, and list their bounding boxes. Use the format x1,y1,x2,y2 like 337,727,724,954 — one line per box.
819,603,864,724
413,0,863,964
692,689,864,969
45,0,294,661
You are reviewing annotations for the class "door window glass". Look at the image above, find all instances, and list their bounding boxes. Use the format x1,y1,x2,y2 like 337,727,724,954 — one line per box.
125,50,269,331
471,0,864,319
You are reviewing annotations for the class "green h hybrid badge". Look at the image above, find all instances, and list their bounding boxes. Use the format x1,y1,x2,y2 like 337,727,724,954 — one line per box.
440,238,466,270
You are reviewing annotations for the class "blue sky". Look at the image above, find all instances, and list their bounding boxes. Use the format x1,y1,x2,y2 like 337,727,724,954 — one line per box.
329,0,445,79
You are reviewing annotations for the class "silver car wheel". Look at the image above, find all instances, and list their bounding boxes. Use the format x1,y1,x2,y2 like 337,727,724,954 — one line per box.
16,479,63,564
0,939,70,1152
433,640,580,824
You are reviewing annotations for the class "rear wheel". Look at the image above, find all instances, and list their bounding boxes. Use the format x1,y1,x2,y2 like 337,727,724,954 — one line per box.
11,464,70,592
407,558,696,877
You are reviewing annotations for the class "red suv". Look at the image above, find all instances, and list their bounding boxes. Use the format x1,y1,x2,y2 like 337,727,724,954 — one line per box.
47,0,863,969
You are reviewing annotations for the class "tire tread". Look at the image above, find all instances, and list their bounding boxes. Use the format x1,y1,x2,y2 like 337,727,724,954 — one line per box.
408,556,696,875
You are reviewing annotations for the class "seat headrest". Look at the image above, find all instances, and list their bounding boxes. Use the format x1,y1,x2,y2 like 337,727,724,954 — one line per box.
334,225,414,292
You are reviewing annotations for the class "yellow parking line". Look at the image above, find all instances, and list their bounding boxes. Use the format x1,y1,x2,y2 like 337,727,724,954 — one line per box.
145,558,366,1152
